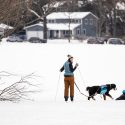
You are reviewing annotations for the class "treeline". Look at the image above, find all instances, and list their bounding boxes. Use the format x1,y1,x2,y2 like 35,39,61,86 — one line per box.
0,0,125,38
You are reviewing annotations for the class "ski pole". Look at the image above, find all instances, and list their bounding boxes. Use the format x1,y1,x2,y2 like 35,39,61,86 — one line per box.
55,72,61,102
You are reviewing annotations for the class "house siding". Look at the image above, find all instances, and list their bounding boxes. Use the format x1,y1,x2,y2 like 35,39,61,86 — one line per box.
26,25,44,40
73,25,81,38
82,14,98,37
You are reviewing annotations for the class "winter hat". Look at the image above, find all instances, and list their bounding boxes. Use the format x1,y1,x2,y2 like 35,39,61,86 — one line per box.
122,90,125,94
67,54,73,59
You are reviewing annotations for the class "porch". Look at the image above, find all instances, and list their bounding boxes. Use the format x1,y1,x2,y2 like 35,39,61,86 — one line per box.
47,23,80,39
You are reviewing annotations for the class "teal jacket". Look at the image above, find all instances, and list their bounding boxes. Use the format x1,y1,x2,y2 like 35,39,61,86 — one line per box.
60,60,77,77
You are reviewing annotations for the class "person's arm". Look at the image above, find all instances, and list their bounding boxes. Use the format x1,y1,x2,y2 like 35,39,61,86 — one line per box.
60,66,64,72
69,63,78,72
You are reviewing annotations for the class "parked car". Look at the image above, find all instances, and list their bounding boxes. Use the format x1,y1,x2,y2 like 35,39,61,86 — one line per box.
87,37,104,44
97,37,106,44
7,35,23,42
18,35,26,41
107,38,124,45
29,37,47,43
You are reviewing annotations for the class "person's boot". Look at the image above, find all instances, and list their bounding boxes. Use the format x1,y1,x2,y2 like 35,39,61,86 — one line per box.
70,96,74,101
64,96,68,102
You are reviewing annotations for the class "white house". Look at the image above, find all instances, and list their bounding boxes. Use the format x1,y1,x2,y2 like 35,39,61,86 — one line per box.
24,12,98,40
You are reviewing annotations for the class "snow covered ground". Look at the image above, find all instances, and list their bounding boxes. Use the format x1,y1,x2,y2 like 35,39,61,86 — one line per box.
0,39,125,125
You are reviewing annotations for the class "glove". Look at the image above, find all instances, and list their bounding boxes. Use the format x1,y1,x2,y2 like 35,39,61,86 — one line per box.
75,63,79,67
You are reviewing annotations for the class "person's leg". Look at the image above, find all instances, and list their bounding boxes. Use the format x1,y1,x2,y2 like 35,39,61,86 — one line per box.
70,77,74,101
64,77,70,101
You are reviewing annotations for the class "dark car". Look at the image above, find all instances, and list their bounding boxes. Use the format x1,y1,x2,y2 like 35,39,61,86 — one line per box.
87,37,104,44
18,35,26,41
7,36,23,42
107,38,124,45
29,37,47,43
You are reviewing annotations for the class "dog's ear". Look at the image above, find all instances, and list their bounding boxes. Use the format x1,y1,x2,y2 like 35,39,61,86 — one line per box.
111,84,116,89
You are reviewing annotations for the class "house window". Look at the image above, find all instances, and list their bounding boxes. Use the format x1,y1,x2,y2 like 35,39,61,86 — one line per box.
63,30,65,35
63,30,72,35
71,19,75,23
90,19,93,25
75,20,79,23
83,29,86,35
78,19,81,23
66,30,72,35
70,19,81,23
52,20,55,23
85,19,88,25
74,19,81,23
48,20,55,23
48,20,51,23
77,29,80,35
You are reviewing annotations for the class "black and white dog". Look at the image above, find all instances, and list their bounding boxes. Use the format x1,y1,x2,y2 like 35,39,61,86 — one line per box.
86,84,117,100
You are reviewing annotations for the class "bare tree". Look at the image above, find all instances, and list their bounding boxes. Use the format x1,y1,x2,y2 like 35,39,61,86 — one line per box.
61,0,79,42
80,0,125,37
26,0,64,41
0,0,31,37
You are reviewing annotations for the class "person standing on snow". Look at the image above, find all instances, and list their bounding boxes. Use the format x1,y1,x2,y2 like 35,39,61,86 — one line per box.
60,55,78,102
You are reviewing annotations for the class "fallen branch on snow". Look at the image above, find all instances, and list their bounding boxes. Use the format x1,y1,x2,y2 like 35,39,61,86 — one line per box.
0,71,42,102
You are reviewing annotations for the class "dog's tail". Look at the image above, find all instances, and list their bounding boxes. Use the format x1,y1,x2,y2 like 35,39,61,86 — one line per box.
86,87,90,91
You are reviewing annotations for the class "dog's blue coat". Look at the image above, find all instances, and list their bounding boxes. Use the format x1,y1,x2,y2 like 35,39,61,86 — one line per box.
100,85,107,94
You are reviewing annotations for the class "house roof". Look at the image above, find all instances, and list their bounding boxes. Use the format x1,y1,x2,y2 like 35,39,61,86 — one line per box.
24,22,80,30
24,23,43,29
47,12,98,19
0,23,13,29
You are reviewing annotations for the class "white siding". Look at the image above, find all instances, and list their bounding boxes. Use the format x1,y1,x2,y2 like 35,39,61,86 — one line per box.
27,31,43,40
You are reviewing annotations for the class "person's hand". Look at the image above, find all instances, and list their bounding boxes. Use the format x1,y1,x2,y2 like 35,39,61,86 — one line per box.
75,63,79,67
